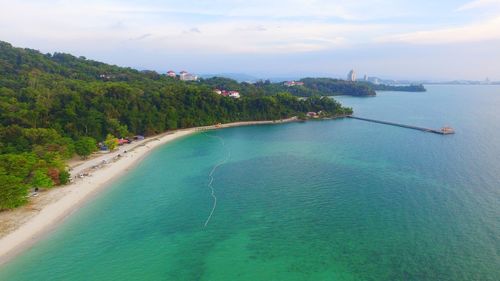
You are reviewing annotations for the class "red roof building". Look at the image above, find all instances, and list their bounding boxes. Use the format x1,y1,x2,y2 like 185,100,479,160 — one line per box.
118,138,130,145
284,81,304,87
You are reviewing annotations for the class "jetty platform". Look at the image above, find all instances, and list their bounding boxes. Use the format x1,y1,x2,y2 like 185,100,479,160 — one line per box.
347,116,455,135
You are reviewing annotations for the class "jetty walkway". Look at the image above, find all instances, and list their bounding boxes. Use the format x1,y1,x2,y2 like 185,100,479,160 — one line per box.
347,116,454,135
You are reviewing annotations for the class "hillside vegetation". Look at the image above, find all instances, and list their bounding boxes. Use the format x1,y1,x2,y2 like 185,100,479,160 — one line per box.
0,41,352,210
358,82,426,92
201,77,425,98
202,77,377,97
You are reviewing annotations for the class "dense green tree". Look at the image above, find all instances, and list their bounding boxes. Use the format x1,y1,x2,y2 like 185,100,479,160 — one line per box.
31,169,54,188
104,134,118,151
74,137,97,159
59,170,70,185
0,153,37,179
0,172,28,210
358,81,426,92
298,78,376,96
0,40,354,210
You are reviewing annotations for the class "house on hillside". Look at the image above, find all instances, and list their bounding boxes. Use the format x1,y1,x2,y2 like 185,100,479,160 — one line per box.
284,81,304,87
118,138,129,145
228,91,240,98
167,70,176,78
215,89,240,98
307,112,318,118
99,74,114,80
180,71,198,81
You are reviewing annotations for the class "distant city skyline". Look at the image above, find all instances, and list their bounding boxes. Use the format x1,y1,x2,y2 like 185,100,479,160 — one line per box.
1,0,500,80
347,70,357,82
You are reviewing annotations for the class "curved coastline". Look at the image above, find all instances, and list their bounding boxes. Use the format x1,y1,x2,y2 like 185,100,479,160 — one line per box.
0,118,297,266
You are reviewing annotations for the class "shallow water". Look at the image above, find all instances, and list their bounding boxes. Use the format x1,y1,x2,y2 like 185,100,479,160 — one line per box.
1,85,499,280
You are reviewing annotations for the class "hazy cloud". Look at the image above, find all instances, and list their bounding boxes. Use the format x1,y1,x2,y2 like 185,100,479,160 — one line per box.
456,0,500,11
377,17,500,44
235,25,268,32
188,28,201,34
130,33,152,41
1,0,499,79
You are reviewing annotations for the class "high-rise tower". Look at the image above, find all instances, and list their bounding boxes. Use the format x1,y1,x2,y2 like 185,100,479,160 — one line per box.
347,69,356,81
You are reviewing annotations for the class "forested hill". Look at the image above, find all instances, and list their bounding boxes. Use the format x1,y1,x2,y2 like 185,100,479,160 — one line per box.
357,82,426,92
299,78,376,96
199,77,425,98
200,77,377,97
0,40,352,210
298,78,425,95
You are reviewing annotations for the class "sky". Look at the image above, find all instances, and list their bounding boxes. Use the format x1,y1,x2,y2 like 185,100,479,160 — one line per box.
1,0,500,80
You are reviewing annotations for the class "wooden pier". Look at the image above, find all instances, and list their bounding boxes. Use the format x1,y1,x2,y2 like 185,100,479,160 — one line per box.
347,116,455,135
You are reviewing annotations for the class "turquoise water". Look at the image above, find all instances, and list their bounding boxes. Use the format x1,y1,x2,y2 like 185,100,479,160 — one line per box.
1,85,499,280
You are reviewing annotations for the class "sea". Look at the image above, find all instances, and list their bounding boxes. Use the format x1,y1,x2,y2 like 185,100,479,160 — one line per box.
0,85,499,280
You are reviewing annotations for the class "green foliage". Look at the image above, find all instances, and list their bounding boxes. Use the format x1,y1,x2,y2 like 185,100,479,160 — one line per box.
298,78,376,96
0,40,354,209
74,137,97,158
358,82,426,92
59,170,70,185
0,172,28,210
104,134,118,151
31,169,54,188
202,77,377,97
107,119,129,138
0,153,37,179
297,112,307,120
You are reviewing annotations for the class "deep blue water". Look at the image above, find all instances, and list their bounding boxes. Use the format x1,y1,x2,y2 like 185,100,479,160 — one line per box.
0,85,499,280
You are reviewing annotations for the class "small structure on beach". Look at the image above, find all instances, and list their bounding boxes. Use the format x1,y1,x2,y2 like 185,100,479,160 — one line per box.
307,112,318,118
118,139,129,145
98,143,108,151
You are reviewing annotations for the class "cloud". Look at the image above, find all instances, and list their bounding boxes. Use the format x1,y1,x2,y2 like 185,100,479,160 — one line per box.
235,25,268,32
154,21,371,54
0,1,496,57
377,17,500,44
1,0,499,79
187,27,201,34
456,0,500,11
0,0,410,23
0,0,389,54
130,33,152,40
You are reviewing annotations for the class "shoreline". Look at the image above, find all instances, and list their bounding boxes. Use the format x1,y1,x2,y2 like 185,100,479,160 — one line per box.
0,118,297,266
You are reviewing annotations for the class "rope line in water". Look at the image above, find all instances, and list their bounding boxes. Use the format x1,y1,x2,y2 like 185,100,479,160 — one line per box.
203,133,231,227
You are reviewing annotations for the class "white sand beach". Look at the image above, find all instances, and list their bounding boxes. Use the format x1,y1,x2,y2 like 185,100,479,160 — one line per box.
0,118,296,265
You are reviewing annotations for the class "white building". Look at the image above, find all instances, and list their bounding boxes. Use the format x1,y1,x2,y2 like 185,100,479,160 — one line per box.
213,89,240,98
179,71,198,81
347,69,356,81
228,91,240,98
166,70,176,78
